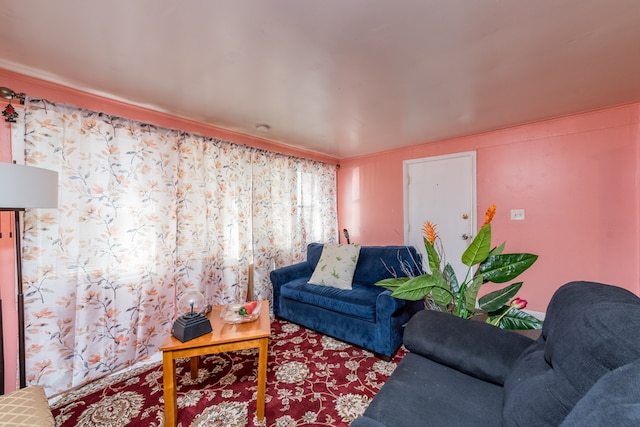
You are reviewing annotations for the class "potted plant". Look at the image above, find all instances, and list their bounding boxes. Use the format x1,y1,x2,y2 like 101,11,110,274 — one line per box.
376,204,542,329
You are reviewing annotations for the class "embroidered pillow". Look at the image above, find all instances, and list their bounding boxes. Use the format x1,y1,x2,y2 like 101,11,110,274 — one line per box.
308,244,361,290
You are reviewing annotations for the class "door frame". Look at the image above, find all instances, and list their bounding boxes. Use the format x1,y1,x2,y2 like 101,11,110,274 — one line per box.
403,151,477,262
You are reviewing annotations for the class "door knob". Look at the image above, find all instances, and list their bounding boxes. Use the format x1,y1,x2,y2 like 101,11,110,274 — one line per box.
462,234,471,240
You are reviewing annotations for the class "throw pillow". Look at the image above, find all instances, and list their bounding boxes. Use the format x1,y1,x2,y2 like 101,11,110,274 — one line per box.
308,244,361,290
0,385,55,427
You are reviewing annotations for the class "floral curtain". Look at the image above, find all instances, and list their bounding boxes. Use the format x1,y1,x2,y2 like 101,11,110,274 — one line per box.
250,150,338,301
175,132,254,304
20,99,337,396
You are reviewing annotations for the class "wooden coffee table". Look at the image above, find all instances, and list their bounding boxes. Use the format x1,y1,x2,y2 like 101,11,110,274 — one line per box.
160,300,271,427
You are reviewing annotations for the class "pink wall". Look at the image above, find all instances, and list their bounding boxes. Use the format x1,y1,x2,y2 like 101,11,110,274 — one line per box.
3,67,640,389
0,68,337,392
0,120,17,392
337,103,640,312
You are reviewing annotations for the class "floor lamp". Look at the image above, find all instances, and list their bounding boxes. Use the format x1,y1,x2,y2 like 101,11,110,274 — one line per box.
0,162,58,390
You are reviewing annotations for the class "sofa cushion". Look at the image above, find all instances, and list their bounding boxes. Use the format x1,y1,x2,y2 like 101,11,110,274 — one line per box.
559,359,640,426
543,282,640,373
503,342,560,426
352,245,422,284
0,385,55,427
306,242,326,269
504,281,640,426
362,353,504,427
544,282,640,401
280,279,381,321
309,243,361,289
305,243,423,284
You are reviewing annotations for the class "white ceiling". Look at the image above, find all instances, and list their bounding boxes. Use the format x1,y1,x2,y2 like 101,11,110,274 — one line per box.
1,1,639,159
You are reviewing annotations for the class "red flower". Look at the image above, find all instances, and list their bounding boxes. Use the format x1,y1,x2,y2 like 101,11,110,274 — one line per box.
510,297,527,310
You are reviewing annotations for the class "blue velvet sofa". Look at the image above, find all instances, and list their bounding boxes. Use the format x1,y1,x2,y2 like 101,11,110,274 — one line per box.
351,281,640,426
270,243,423,357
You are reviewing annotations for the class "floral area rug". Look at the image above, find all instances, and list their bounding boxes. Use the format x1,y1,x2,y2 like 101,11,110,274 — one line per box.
51,319,406,426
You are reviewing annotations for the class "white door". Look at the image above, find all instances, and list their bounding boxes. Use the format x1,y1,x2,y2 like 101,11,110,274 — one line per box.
404,152,476,281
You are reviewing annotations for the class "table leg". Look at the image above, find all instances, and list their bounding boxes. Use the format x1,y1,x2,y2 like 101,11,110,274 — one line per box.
256,337,269,421
190,355,200,379
162,351,178,427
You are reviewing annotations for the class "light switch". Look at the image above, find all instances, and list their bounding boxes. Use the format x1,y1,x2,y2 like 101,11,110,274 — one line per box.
511,209,525,220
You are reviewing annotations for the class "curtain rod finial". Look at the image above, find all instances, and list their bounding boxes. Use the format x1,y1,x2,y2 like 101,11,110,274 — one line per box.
0,87,26,104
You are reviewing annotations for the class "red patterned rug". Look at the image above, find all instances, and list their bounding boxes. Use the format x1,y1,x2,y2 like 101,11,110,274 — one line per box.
51,319,406,426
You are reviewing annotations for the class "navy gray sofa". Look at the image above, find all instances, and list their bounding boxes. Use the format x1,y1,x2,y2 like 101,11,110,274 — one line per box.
270,243,423,357
351,281,640,426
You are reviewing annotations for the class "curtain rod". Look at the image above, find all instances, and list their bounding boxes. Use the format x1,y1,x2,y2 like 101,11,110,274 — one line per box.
0,86,26,104
24,97,339,168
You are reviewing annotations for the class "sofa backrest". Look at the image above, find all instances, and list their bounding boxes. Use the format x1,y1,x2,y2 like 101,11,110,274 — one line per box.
503,281,640,426
543,281,640,389
306,243,422,284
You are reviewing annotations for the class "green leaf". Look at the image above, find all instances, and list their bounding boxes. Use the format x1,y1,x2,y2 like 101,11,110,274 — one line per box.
489,241,506,256
463,274,484,314
391,274,438,301
390,272,454,303
430,271,454,306
375,277,410,291
443,263,459,294
479,253,538,283
462,224,492,266
487,307,543,329
478,282,523,312
424,237,440,274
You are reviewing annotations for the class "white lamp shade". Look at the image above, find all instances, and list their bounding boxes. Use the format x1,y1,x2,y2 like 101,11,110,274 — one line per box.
0,162,58,209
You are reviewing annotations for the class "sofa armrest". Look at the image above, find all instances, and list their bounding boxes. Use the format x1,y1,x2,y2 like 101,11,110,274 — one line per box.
270,262,314,316
375,289,406,315
404,309,535,385
270,262,313,287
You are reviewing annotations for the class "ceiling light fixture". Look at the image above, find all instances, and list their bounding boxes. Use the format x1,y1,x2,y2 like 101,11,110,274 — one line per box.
256,124,271,132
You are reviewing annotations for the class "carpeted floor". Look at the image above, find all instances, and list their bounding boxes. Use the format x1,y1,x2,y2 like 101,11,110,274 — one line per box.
50,319,406,427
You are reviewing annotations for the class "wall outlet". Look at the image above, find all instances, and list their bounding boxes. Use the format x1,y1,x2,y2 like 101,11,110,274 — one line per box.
511,209,525,220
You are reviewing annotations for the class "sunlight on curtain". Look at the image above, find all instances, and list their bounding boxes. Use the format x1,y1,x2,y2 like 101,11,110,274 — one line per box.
176,133,253,304
20,99,337,396
250,150,338,301
21,101,179,395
